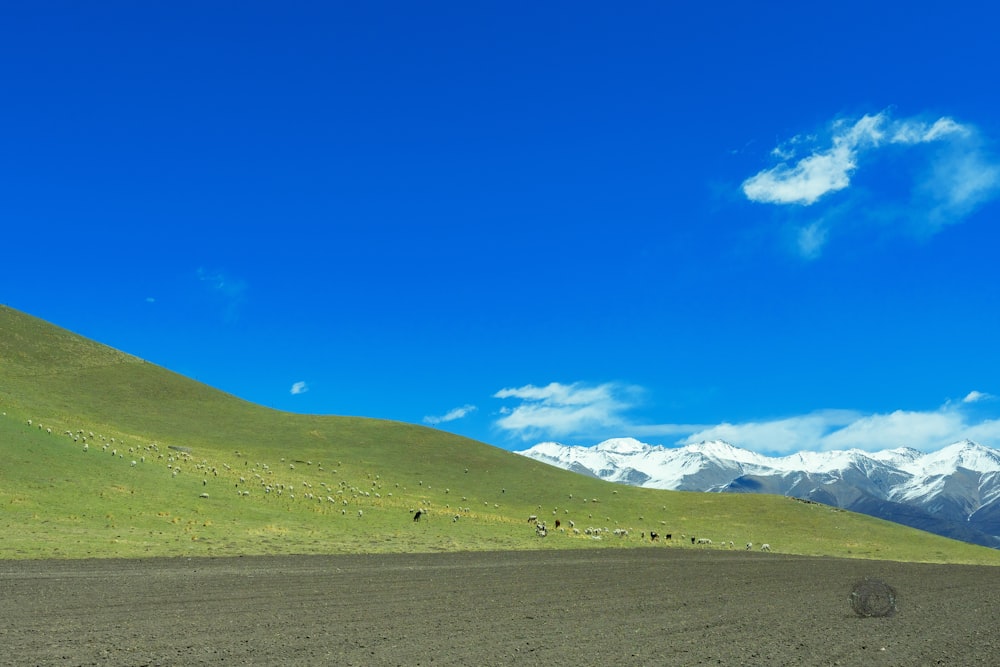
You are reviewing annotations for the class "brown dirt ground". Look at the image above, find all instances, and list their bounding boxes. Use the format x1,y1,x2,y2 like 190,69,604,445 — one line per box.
1,548,997,666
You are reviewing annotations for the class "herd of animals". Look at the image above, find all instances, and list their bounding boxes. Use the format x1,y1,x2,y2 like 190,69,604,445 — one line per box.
523,513,772,551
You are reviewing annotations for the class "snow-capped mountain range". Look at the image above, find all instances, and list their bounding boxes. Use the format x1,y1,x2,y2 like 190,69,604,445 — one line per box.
517,438,1000,548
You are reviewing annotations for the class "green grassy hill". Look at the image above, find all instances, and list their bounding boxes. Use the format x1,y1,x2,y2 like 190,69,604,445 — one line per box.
2,304,999,564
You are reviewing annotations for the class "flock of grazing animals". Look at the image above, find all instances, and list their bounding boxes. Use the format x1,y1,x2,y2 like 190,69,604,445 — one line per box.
16,415,774,552
528,512,774,552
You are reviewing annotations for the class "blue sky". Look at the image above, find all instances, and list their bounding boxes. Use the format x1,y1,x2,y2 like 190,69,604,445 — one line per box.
4,2,1000,455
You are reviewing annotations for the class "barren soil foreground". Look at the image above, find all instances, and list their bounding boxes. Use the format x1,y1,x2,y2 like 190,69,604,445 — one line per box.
1,549,997,666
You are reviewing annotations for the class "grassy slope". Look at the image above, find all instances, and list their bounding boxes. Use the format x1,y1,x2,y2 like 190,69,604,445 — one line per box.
2,304,999,564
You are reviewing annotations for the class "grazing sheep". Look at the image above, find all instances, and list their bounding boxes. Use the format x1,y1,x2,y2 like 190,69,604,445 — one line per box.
761,543,771,551
697,538,712,545
746,542,753,550
358,510,363,518
650,531,659,541
527,515,538,524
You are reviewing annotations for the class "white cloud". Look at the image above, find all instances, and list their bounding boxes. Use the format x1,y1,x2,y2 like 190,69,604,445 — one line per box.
817,409,964,451
679,410,861,453
960,419,1000,444
741,109,1000,257
424,404,477,425
742,113,884,206
290,381,308,395
964,390,992,403
675,395,1000,453
493,381,638,441
890,117,969,144
742,143,856,205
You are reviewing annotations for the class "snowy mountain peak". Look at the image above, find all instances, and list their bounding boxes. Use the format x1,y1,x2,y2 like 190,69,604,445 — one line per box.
868,447,924,468
523,441,572,459
686,440,770,465
593,437,651,454
687,440,739,456
922,440,1000,475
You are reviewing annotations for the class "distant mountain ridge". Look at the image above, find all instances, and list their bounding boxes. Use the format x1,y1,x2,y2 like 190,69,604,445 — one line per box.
518,438,1000,548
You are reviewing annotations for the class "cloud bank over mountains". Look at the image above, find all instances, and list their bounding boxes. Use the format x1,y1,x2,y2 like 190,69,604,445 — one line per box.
741,109,1000,258
488,380,1000,455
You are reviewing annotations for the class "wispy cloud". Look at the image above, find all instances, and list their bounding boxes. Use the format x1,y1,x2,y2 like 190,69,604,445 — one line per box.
795,221,828,259
742,109,1000,258
424,404,477,425
493,381,639,441
196,267,248,322
290,381,308,395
